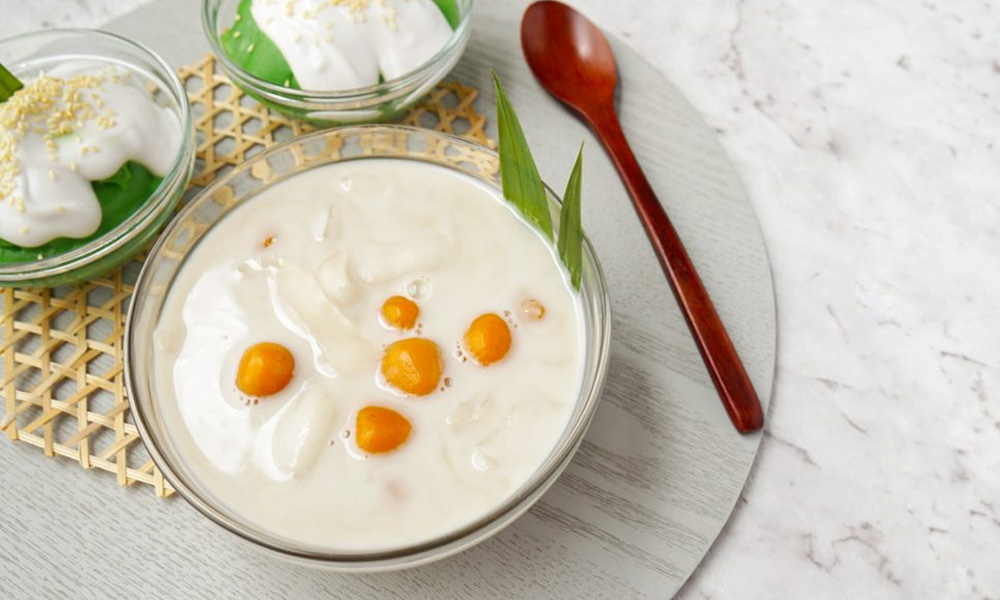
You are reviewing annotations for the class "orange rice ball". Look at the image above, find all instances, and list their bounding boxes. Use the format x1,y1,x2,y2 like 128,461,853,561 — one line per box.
356,406,412,454
381,338,442,396
381,295,419,330
236,342,295,397
464,313,512,366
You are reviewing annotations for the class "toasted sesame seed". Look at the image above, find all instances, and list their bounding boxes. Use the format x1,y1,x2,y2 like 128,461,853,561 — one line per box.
381,5,397,29
0,69,127,203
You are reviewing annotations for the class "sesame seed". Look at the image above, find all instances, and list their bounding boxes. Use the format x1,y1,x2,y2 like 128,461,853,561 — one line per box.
0,69,127,204
381,6,397,29
247,43,256,52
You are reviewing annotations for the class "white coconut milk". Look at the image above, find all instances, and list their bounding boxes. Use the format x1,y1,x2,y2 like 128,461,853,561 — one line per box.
153,159,585,551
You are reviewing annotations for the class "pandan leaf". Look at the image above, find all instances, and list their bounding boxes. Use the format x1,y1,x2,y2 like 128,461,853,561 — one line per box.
492,71,553,240
557,144,584,289
0,63,23,103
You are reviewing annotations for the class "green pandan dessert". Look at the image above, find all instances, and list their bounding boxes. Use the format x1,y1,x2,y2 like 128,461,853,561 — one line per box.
0,162,161,263
0,63,180,265
221,0,460,92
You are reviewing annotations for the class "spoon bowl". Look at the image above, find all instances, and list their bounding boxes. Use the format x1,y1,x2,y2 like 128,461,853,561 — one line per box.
521,1,617,117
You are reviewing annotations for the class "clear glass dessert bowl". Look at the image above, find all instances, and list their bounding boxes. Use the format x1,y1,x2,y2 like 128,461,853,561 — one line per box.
125,125,610,571
202,0,474,126
0,29,195,288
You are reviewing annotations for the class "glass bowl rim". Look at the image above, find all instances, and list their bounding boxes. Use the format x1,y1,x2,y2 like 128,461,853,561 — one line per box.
0,28,195,282
202,0,475,99
124,123,612,569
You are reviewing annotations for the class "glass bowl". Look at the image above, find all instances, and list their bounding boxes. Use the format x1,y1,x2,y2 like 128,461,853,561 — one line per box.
0,29,195,288
202,0,474,126
125,125,611,571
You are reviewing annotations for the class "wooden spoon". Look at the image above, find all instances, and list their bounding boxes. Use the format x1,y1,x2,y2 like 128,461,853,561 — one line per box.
521,1,764,433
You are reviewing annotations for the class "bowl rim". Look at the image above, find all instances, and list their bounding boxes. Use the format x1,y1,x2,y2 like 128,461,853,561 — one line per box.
124,124,611,570
202,0,475,99
0,28,195,283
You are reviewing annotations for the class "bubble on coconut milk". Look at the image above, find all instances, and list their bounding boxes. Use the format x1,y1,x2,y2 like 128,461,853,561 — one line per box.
406,276,432,300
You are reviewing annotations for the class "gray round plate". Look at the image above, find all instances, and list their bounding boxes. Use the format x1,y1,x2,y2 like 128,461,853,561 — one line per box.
1,1,774,598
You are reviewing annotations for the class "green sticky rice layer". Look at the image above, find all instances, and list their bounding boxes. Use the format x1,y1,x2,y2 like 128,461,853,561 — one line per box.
0,161,162,263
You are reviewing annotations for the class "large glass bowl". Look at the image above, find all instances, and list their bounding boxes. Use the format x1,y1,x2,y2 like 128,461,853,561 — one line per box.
0,29,195,288
202,0,474,126
124,125,611,571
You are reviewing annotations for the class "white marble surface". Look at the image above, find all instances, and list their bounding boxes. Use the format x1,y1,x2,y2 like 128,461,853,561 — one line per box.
3,0,999,598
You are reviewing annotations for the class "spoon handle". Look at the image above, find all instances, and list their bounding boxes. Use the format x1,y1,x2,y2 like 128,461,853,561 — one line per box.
587,107,764,433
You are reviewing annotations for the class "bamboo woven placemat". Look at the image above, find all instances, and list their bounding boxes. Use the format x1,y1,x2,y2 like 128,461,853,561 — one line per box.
0,54,489,498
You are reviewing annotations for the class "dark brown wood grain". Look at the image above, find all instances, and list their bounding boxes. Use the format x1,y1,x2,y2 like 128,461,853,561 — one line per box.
521,1,764,433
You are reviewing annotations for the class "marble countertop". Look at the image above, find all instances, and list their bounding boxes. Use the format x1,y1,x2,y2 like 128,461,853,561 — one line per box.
3,0,998,598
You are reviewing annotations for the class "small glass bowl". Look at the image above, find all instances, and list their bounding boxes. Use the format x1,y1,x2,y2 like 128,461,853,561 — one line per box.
0,29,195,288
203,0,474,126
125,125,611,571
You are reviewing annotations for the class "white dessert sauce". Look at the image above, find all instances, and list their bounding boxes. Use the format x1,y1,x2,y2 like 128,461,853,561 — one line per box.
0,61,181,248
153,159,585,551
251,0,454,91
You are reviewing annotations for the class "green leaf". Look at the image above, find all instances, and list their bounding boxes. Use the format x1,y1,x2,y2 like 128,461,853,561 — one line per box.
492,71,553,240
558,144,584,289
0,62,23,103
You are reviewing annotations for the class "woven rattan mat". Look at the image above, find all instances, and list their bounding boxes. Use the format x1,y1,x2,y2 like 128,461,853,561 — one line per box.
0,54,489,498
